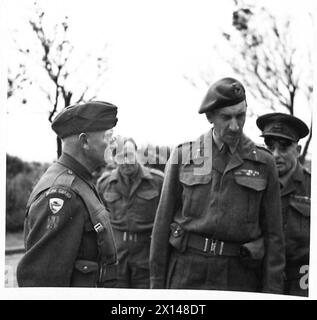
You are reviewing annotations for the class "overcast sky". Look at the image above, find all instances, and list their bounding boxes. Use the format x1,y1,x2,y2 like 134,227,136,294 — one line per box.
4,0,315,162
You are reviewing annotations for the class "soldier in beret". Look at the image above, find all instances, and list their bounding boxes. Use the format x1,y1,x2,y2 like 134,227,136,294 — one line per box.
150,77,285,293
97,138,164,288
17,101,119,287
257,113,310,296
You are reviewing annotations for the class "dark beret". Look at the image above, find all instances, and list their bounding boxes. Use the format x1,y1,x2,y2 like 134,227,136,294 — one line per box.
198,77,246,114
256,112,309,142
51,101,118,138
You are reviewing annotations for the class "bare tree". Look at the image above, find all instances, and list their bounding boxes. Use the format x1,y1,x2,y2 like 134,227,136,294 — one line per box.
10,2,110,157
222,0,313,163
7,65,29,103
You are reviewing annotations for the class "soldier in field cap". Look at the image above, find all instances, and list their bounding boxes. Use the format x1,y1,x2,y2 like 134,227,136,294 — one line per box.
150,77,285,294
17,101,119,287
97,138,164,288
257,112,310,296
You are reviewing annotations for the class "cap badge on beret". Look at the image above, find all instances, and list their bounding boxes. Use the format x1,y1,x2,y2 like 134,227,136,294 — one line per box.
198,77,246,114
232,83,244,97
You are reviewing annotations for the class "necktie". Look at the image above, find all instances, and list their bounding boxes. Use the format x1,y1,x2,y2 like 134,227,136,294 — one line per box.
220,143,230,168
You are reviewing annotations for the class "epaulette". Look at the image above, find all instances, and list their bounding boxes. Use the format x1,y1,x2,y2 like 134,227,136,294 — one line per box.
176,141,192,149
52,168,76,188
149,168,165,178
174,141,193,165
256,144,272,155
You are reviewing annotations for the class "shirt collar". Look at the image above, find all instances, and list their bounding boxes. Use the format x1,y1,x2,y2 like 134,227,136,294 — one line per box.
212,129,240,154
58,152,93,184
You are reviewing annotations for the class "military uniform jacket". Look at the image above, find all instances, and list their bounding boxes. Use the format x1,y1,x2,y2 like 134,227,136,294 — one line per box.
17,153,117,287
97,165,164,233
281,163,310,279
150,131,285,293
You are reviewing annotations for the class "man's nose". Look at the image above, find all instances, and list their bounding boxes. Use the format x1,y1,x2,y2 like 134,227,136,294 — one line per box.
272,147,280,159
229,119,239,132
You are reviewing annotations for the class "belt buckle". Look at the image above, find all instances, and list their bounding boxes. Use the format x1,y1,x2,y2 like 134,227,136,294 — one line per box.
209,239,217,255
203,238,218,255
94,223,104,233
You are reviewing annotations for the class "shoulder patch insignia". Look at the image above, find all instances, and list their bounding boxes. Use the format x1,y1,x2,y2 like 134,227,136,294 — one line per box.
47,215,60,229
46,187,72,199
49,198,64,214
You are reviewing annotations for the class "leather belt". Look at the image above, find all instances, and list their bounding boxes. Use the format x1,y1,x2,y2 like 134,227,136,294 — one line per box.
187,233,241,256
114,229,151,242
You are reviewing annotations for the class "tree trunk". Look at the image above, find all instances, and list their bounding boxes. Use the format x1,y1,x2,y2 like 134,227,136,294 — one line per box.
299,124,312,165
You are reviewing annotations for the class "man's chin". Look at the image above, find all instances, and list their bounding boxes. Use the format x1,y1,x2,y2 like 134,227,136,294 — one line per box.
224,136,239,145
277,167,287,177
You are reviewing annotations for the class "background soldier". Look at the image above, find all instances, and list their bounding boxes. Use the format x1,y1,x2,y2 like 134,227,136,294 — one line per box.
257,113,310,297
17,101,118,287
97,138,164,288
150,77,285,293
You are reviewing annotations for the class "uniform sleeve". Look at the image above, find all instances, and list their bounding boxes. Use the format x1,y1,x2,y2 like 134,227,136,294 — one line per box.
150,148,182,288
260,156,286,293
17,187,86,287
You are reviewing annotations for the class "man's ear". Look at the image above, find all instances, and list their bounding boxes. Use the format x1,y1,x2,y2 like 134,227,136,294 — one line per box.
78,133,89,150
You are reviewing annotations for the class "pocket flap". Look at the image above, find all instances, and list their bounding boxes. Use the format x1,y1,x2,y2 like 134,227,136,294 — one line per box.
136,189,159,200
235,176,267,191
179,171,212,186
290,198,310,217
103,192,121,202
74,260,99,274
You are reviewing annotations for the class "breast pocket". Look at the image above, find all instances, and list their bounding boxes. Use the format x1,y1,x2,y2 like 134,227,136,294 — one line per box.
134,189,160,222
234,176,267,222
179,171,212,218
288,196,310,238
103,192,123,219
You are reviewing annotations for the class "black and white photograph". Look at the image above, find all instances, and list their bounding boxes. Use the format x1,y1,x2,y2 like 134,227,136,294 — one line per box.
1,0,315,301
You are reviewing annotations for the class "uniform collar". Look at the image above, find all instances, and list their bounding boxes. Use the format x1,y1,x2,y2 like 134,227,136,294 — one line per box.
190,130,259,161
184,130,264,175
107,163,153,183
212,129,239,154
280,162,305,196
58,152,93,184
